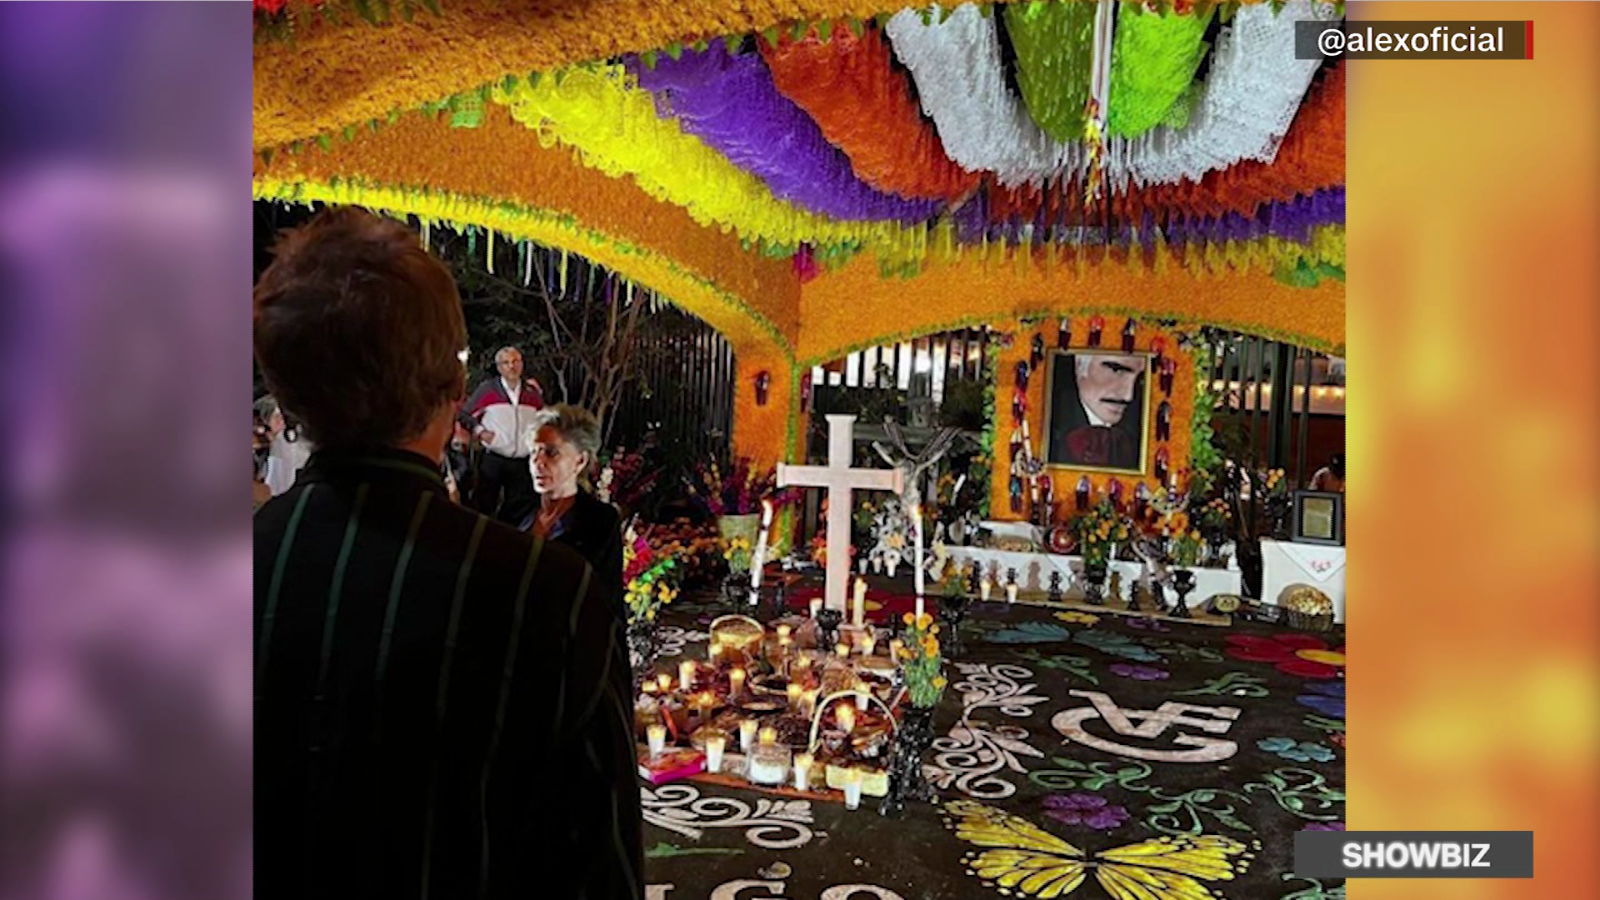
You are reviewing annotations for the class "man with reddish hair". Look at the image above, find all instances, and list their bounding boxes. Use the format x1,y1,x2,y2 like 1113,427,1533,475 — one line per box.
253,207,641,899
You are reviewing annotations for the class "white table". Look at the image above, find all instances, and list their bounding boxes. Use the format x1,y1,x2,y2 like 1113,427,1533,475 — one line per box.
946,545,1243,606
1260,539,1347,623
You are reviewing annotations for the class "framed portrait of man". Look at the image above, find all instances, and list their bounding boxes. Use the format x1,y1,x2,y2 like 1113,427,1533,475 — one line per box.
1044,350,1152,473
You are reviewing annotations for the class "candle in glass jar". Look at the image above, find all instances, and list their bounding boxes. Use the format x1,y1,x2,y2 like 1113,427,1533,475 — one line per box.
809,598,823,618
793,752,813,790
656,673,672,693
729,667,746,697
704,734,726,773
646,724,666,757
786,682,803,708
837,704,856,733
739,719,759,751
759,725,777,746
679,661,696,690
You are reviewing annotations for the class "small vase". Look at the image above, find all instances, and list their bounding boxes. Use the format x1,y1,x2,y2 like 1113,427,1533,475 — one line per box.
626,618,661,688
1170,568,1197,619
1083,561,1109,606
879,706,938,817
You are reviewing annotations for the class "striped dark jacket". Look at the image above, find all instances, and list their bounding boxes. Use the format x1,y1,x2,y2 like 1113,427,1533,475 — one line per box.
254,449,642,900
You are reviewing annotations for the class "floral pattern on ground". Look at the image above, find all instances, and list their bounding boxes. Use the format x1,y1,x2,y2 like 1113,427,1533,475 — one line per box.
1042,793,1131,830
1226,633,1345,678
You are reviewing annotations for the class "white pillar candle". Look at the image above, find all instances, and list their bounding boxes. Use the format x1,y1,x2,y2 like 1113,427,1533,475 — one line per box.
852,578,867,627
679,661,696,691
915,595,925,620
855,689,870,712
979,577,992,601
646,724,666,757
793,753,814,790
842,768,863,810
656,673,673,694
1006,582,1019,604
704,734,726,773
641,681,657,695
809,598,823,618
777,623,793,641
911,502,926,599
751,500,774,590
787,683,803,708
837,704,856,733
739,719,759,751
729,667,746,697
860,635,877,658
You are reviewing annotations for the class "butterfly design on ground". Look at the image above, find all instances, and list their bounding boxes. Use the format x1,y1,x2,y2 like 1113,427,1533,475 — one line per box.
940,800,1257,900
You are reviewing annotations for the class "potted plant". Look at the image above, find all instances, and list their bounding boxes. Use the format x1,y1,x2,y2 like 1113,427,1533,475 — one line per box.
881,612,946,816
687,455,796,545
1069,499,1129,606
622,523,681,679
1160,511,1204,618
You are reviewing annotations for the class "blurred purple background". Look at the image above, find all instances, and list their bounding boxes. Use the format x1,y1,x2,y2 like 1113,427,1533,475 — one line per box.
0,4,252,900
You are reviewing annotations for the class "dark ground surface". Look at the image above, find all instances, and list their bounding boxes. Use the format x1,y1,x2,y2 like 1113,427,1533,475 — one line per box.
640,584,1346,900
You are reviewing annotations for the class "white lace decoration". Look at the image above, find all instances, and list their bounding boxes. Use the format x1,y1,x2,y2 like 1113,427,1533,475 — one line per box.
1102,0,1340,189
886,4,1081,188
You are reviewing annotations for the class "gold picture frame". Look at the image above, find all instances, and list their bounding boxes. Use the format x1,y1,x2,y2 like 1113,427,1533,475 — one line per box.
1042,349,1153,475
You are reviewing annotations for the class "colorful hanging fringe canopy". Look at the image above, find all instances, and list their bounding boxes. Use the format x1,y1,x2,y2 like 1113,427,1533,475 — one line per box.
254,0,1345,283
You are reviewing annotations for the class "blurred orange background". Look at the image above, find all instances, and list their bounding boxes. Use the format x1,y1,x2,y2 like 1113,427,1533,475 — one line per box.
1348,3,1599,898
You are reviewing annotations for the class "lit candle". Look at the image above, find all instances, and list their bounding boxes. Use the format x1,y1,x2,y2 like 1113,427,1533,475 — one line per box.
777,623,793,641
861,635,877,657
915,594,925,620
794,655,811,673
802,688,819,717
729,667,747,697
855,688,870,712
697,692,716,722
852,578,867,627
646,724,666,758
759,725,777,746
739,719,759,751
679,661,696,691
979,576,992,601
889,639,904,662
842,767,864,810
793,752,814,790
837,704,856,733
1006,582,1019,604
657,673,672,693
705,734,726,773
709,641,723,662
911,502,926,599
809,598,823,618
778,635,792,652
641,681,657,695
787,683,803,708
751,500,774,591
835,642,850,659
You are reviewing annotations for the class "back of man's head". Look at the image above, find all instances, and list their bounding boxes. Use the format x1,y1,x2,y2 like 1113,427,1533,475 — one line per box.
253,207,466,452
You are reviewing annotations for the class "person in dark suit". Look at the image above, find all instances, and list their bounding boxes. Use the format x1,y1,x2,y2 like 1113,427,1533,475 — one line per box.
1048,352,1147,470
517,405,624,611
253,207,642,900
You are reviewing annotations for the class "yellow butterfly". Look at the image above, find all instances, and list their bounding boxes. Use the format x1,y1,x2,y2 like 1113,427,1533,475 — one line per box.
941,801,1257,900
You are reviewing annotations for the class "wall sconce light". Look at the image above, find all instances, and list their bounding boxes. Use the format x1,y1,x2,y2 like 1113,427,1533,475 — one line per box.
754,371,771,406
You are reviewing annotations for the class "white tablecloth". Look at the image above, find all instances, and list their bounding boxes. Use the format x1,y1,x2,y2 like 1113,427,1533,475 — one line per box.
1261,539,1347,623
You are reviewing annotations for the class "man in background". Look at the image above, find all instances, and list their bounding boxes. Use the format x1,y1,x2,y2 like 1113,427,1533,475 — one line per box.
1048,352,1146,470
253,207,642,899
459,346,542,522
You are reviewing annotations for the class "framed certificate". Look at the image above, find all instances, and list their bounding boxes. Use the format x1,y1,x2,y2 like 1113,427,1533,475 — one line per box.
1291,490,1345,546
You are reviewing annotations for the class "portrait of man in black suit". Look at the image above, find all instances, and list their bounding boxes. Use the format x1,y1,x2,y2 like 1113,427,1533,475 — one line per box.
1045,351,1150,472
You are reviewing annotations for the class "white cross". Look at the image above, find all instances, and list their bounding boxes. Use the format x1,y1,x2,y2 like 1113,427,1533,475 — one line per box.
778,414,904,612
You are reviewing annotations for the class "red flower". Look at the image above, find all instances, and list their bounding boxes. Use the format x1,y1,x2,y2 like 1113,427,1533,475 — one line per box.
1225,633,1345,679
253,0,288,14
